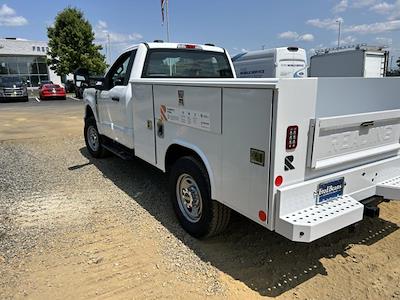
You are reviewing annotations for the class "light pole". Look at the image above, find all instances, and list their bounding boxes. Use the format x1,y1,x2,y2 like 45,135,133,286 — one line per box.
336,19,342,48
102,30,111,65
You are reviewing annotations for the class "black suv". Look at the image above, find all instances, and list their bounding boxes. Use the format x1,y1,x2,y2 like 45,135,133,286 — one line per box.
0,77,29,102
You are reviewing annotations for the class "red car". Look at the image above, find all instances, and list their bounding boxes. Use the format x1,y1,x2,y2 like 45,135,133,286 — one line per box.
39,84,66,100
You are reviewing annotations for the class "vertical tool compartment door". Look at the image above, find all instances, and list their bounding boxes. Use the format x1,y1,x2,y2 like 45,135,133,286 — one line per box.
132,84,156,165
221,88,273,225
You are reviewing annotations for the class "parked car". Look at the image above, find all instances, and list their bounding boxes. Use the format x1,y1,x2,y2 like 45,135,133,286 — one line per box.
38,80,54,90
64,80,75,93
39,84,66,100
0,76,29,102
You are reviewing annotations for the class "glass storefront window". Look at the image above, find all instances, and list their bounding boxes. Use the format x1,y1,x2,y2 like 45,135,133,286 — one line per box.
17,62,29,74
30,75,40,87
29,61,39,74
8,62,19,74
0,62,7,74
37,63,47,74
0,55,50,87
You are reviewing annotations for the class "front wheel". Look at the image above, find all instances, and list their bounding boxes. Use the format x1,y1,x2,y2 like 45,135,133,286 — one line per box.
84,116,108,158
169,156,231,238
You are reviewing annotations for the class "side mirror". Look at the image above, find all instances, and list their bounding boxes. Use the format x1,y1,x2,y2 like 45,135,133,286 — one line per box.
114,78,124,86
89,76,106,90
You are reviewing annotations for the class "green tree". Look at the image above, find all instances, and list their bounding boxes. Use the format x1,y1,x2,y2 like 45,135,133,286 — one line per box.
47,7,107,78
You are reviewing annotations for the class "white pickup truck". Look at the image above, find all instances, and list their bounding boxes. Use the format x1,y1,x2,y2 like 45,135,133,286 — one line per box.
81,41,400,242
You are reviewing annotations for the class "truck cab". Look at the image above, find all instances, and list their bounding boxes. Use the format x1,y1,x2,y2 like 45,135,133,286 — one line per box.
83,42,235,150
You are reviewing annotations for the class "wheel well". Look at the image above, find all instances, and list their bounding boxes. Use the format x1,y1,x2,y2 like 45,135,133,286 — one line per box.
165,144,205,173
85,106,94,120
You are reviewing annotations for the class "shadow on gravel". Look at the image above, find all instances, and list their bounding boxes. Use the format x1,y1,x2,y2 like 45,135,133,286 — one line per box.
73,148,399,297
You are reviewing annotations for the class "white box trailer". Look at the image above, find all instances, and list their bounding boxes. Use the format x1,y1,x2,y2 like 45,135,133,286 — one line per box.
232,47,307,78
309,47,389,78
82,42,400,243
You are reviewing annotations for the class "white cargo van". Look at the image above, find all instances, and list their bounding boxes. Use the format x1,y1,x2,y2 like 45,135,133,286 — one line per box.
232,47,308,78
309,45,389,78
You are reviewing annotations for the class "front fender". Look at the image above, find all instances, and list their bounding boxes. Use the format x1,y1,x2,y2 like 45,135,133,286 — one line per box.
83,88,98,121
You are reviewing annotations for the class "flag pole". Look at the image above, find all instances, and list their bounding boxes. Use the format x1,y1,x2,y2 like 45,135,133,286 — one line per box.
166,0,170,42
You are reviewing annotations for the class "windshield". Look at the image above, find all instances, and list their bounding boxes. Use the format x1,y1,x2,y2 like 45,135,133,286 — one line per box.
142,49,233,78
0,76,22,84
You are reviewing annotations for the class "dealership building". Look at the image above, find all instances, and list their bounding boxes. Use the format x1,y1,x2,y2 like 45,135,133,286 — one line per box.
0,38,63,87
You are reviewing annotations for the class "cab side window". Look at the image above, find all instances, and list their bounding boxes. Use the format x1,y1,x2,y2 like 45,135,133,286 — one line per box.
106,50,136,89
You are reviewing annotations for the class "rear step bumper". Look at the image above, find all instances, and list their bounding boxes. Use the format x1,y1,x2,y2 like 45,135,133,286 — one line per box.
276,195,364,242
275,158,400,242
376,176,400,199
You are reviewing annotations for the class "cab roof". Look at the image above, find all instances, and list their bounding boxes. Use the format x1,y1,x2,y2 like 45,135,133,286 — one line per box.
123,42,225,54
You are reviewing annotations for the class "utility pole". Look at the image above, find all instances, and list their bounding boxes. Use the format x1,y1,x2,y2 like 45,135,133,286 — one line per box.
166,0,170,42
336,19,342,48
107,32,111,65
102,30,111,65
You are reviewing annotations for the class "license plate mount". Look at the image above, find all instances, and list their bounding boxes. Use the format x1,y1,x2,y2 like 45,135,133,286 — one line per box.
316,177,345,204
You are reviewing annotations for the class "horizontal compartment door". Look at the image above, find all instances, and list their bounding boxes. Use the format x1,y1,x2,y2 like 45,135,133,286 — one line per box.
309,109,400,169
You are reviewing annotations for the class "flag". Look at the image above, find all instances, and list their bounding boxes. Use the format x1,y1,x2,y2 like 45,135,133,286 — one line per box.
161,0,166,25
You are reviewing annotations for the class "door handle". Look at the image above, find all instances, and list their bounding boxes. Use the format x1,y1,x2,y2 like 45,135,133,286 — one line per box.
361,121,374,127
111,97,120,102
157,119,164,138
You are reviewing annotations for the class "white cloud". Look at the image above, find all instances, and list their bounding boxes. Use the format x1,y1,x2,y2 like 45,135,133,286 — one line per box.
299,33,315,41
352,0,378,8
375,36,393,46
307,18,343,30
94,20,143,44
0,4,28,26
370,0,400,20
278,31,314,42
0,4,14,16
278,31,299,39
97,20,107,30
333,0,349,13
344,19,400,33
331,35,357,45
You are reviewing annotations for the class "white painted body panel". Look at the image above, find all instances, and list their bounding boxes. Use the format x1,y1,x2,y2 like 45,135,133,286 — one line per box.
309,49,387,78
233,47,307,78
83,42,400,242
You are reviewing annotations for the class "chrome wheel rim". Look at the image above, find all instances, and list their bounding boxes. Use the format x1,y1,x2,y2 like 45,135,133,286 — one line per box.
176,174,203,223
87,125,100,152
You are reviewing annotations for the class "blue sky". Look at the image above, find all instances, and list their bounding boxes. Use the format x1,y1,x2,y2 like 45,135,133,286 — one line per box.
1,0,399,68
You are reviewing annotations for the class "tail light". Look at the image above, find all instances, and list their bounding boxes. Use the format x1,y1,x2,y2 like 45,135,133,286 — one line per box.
286,125,298,150
177,44,202,50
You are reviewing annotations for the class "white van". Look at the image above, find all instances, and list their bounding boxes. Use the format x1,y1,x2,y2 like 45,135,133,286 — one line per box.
309,46,389,78
232,47,308,78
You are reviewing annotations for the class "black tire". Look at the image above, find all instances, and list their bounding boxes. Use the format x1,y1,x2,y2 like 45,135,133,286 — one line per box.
23,96,29,102
169,156,231,238
84,116,108,158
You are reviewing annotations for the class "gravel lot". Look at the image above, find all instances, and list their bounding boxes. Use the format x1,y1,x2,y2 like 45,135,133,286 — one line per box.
0,100,399,299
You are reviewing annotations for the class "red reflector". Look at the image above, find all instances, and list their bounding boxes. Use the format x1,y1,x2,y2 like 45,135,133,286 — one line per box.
258,210,267,222
275,176,283,187
185,44,196,49
286,125,298,150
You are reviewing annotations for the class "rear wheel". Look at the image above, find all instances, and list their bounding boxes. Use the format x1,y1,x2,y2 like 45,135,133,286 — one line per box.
84,116,108,158
169,156,231,238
